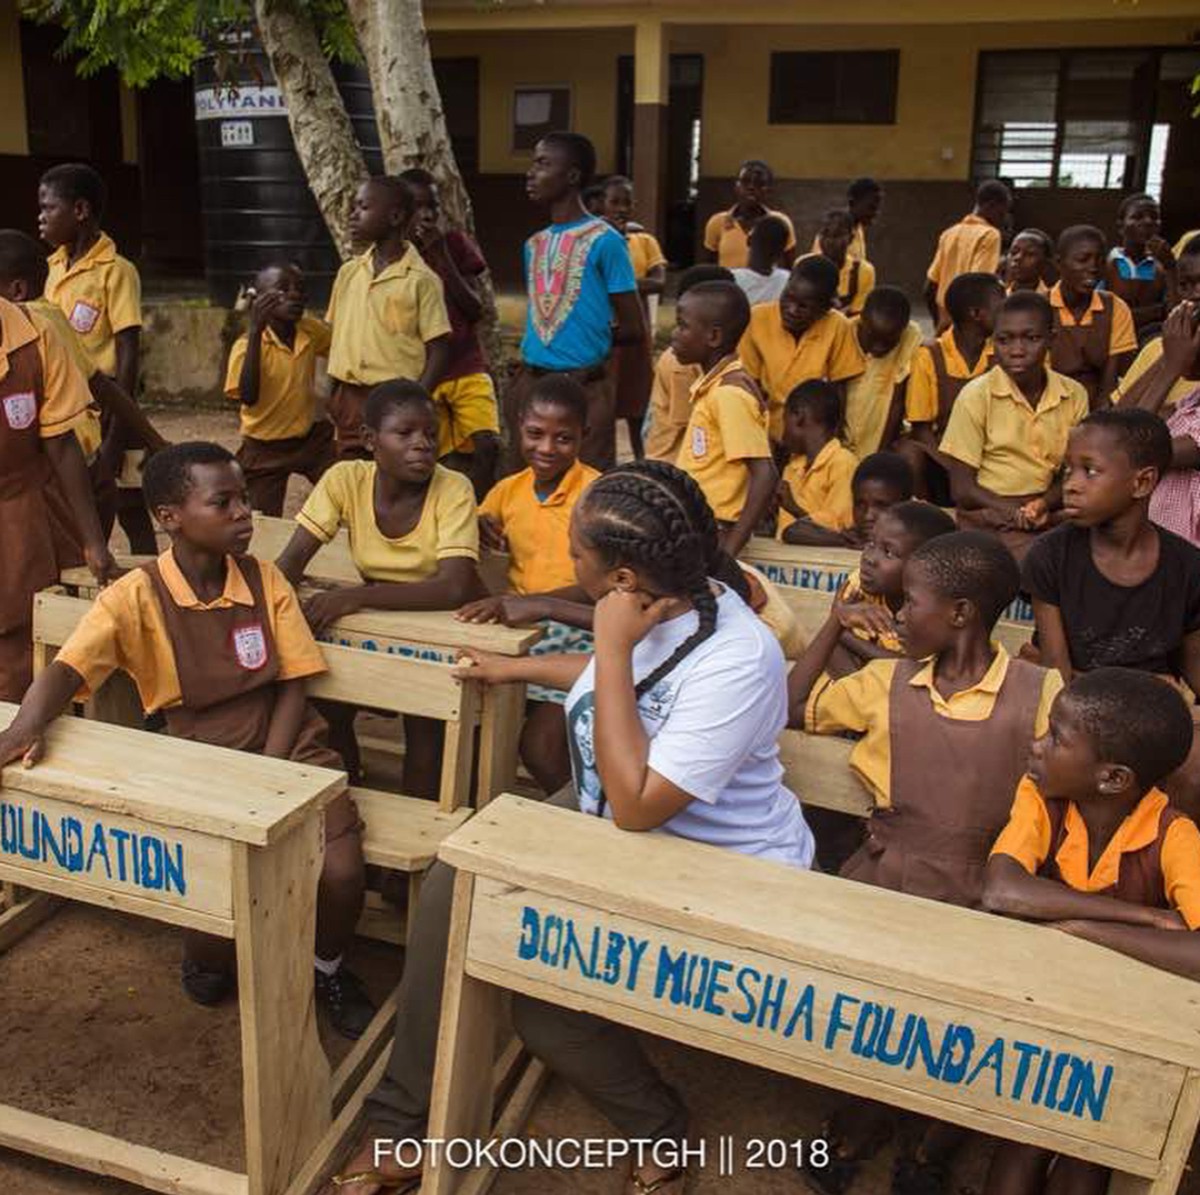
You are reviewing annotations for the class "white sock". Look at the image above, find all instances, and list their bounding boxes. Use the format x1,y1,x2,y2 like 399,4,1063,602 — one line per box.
314,954,342,976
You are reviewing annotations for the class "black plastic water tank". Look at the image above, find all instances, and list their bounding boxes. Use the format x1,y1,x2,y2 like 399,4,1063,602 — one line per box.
194,42,382,307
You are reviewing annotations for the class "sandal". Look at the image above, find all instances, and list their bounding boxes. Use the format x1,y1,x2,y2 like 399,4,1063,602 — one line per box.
629,1163,687,1194
329,1171,421,1193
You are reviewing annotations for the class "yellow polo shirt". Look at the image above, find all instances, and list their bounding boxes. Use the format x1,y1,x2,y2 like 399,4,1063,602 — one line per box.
739,305,866,440
926,214,1002,310
627,232,666,280
676,355,771,523
838,257,876,316
1048,283,1138,358
645,347,701,462
704,208,797,269
905,328,993,425
297,461,478,584
777,439,857,535
224,316,332,441
325,244,451,385
844,319,922,458
44,232,141,377
56,550,326,712
25,299,102,457
479,459,599,594
1113,337,1200,409
993,781,1200,929
0,297,91,438
806,646,1061,806
812,223,868,262
939,365,1089,496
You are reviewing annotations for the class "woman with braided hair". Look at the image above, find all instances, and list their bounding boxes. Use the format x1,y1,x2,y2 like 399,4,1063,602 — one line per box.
321,461,812,1195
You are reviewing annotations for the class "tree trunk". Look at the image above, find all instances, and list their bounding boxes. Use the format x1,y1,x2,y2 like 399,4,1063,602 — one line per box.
346,0,506,371
254,0,368,257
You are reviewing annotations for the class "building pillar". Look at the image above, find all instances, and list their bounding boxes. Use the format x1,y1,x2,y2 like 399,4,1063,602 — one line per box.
633,18,669,239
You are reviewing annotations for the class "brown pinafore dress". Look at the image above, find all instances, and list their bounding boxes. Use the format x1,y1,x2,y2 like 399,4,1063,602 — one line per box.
142,557,359,841
840,657,1045,908
1050,293,1113,406
0,329,61,700
1038,799,1183,910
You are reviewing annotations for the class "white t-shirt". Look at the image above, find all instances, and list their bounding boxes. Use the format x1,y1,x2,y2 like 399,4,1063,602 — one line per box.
564,585,814,868
732,267,791,307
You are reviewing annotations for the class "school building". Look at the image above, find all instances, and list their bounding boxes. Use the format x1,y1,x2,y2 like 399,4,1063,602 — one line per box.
422,0,1200,291
0,0,1196,300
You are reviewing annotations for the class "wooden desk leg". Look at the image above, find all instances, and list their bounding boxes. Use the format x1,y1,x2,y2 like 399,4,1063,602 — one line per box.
234,817,333,1195
1108,1071,1200,1195
477,683,524,807
425,872,502,1195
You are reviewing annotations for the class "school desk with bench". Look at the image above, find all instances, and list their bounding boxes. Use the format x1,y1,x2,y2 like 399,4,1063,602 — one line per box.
424,795,1200,1195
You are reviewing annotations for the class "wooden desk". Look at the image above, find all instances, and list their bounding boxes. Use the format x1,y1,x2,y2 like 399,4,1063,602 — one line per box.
0,703,348,1195
425,796,1200,1195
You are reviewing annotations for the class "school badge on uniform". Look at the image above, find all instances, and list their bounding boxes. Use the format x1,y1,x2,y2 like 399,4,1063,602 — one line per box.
68,300,101,335
232,624,269,671
691,426,707,458
2,392,37,431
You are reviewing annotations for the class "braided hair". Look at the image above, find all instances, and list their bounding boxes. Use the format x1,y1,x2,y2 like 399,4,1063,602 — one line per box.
578,460,749,703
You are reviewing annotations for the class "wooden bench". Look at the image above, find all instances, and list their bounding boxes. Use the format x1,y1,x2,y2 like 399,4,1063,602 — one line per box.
32,588,485,944
0,700,351,1195
424,794,1200,1195
743,535,1036,624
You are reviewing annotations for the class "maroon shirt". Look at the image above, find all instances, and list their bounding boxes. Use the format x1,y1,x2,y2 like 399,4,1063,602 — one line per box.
425,230,488,381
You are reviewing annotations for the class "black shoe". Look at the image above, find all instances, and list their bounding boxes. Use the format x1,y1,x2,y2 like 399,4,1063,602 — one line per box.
181,959,235,1006
315,965,377,1040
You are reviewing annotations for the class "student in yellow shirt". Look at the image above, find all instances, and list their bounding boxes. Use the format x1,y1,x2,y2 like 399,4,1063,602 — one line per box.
1003,228,1053,296
898,271,1004,503
739,254,866,442
458,377,598,794
814,210,876,316
277,380,483,795
777,380,859,545
924,180,1011,330
40,162,158,554
672,280,777,556
941,291,1090,563
325,176,451,459
843,286,922,459
1049,225,1138,408
703,160,796,270
644,266,730,462
224,262,335,516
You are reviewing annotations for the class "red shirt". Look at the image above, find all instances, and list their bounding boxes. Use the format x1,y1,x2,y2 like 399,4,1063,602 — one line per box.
426,230,488,381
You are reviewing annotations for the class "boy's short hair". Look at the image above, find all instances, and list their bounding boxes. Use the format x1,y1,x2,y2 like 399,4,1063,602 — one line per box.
1080,408,1173,476
541,132,597,189
253,258,301,289
683,280,751,348
0,229,47,292
750,215,790,256
1057,224,1106,257
1116,192,1157,221
909,530,1019,629
675,264,734,298
885,500,957,546
791,254,840,304
738,159,774,184
1011,228,1052,256
40,163,107,220
143,442,237,511
785,379,840,431
997,289,1054,334
367,175,414,216
398,167,436,190
847,177,881,203
520,375,588,428
976,179,1012,207
852,452,914,500
603,174,633,193
1065,668,1194,787
945,272,1005,326
862,285,910,327
365,379,435,429
820,208,854,236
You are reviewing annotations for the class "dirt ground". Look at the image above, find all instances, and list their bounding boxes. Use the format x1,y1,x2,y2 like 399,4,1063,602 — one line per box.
1,405,1196,1194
